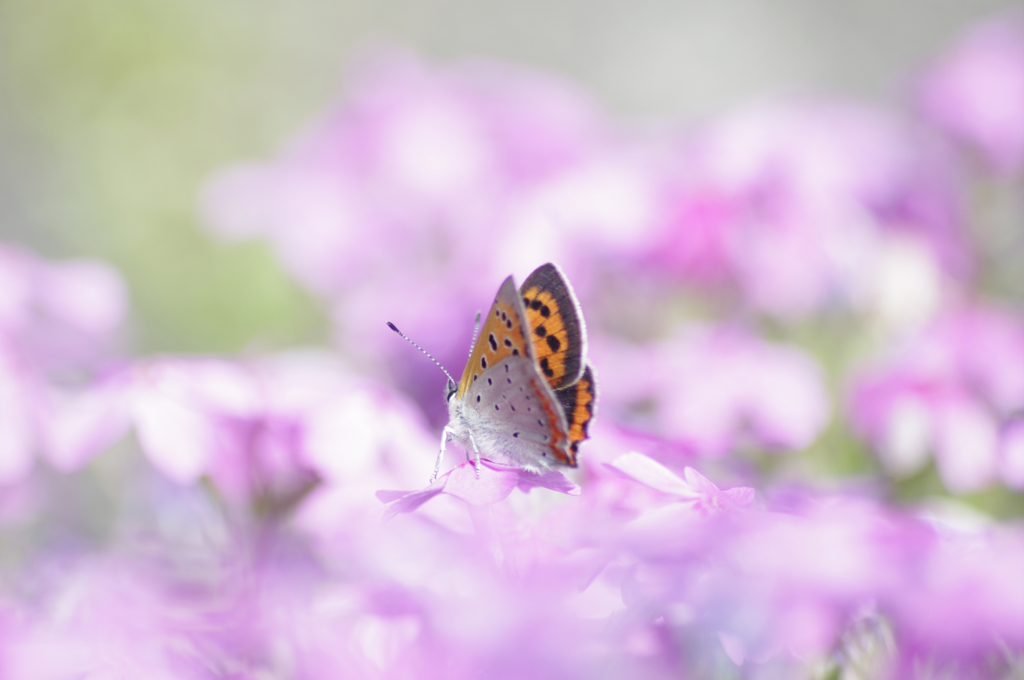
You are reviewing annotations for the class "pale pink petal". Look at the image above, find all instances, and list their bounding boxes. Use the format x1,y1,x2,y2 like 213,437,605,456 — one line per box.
512,464,581,495
131,389,217,484
999,420,1024,490
606,452,692,496
718,631,746,666
443,462,519,506
37,260,128,337
42,379,132,472
0,351,34,484
932,396,999,493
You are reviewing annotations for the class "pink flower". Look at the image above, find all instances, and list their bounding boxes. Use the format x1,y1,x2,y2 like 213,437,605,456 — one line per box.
646,101,970,317
918,14,1024,175
606,451,753,517
0,244,128,376
40,351,435,520
595,325,830,458
378,458,581,519
199,53,657,423
0,242,129,485
849,304,1024,492
887,524,1024,669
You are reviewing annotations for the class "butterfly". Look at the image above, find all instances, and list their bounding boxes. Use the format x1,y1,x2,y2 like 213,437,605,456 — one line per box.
439,262,597,478
390,263,597,480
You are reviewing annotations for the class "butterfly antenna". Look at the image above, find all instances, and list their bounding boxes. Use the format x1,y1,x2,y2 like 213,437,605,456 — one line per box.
386,322,456,384
466,310,482,364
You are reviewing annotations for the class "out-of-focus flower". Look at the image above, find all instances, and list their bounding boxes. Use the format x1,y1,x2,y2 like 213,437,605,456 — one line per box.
645,101,970,318
606,451,754,517
918,15,1024,175
0,244,128,376
595,324,830,458
198,52,669,425
41,351,434,518
3,558,207,680
849,304,1024,492
886,522,1024,674
0,242,129,485
378,458,581,519
201,53,616,403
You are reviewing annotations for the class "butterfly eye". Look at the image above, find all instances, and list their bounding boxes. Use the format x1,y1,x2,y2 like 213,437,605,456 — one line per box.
445,379,457,402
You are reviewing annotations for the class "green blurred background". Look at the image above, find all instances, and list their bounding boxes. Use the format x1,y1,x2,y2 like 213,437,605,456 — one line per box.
0,0,1018,354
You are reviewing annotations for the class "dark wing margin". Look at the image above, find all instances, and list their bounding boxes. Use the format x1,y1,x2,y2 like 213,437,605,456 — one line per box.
555,364,596,466
519,263,587,391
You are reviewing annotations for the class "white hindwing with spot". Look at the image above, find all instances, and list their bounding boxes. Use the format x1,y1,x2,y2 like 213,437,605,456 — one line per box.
455,356,569,469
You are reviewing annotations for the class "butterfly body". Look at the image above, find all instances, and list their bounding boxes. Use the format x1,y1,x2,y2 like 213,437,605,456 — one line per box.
437,263,596,477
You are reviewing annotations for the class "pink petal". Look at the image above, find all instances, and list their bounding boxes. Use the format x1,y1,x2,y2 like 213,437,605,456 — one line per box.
42,379,132,472
606,452,691,496
933,396,999,493
131,389,217,484
0,351,34,484
443,462,519,506
512,465,581,495
999,421,1024,490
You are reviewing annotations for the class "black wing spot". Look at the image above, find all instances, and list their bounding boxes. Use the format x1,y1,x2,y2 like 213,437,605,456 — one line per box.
535,325,547,338
530,299,542,310
501,310,507,321
540,304,551,318
522,297,530,307
513,432,520,438
512,348,520,356
504,338,513,347
507,378,512,384
538,419,544,426
510,405,516,411
487,377,493,386
505,319,513,329
476,395,481,402
539,358,555,378
488,333,498,351
542,452,547,456
473,374,478,381
481,356,488,369
495,404,500,410
505,364,510,373
546,335,561,352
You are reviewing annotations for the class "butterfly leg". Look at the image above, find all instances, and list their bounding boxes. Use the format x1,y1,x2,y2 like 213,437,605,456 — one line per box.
433,427,452,483
468,432,481,479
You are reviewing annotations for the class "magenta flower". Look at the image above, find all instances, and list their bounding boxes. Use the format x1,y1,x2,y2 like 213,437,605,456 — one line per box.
595,324,830,458
646,101,970,317
918,15,1024,175
849,304,1024,492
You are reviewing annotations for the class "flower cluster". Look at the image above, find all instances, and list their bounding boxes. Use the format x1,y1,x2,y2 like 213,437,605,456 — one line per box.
3,11,1024,680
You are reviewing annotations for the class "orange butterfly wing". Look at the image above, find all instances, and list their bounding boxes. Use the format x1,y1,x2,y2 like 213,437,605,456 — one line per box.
456,276,535,399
